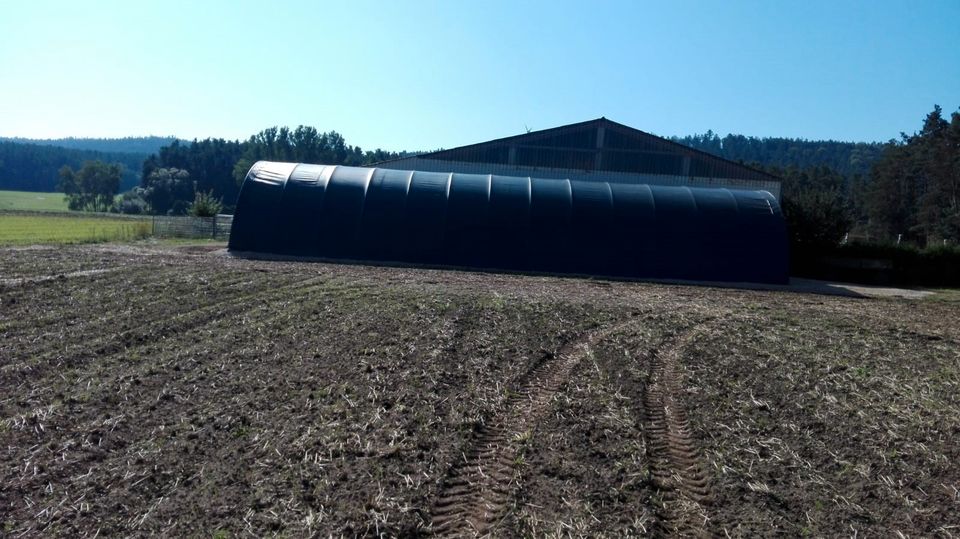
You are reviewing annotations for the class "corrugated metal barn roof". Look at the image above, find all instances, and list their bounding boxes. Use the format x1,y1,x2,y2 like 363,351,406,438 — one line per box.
372,118,782,198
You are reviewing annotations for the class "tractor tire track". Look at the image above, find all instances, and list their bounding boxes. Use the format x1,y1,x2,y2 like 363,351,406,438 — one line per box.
642,329,716,538
429,319,636,537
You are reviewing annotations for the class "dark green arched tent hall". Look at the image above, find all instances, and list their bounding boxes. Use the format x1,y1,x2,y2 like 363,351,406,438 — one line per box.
228,161,789,284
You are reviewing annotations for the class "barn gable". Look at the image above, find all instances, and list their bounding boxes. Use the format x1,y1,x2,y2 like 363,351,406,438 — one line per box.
374,118,781,198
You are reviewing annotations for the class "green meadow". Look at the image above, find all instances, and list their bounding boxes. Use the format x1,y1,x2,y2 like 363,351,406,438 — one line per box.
0,213,151,246
0,190,70,212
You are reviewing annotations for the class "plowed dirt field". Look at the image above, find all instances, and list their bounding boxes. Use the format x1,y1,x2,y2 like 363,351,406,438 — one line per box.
1,244,958,537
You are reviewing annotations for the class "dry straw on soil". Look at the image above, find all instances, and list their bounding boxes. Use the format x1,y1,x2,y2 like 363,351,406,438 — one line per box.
1,244,958,537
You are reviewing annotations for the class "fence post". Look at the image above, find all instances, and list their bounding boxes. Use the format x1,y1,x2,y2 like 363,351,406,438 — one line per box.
212,214,217,239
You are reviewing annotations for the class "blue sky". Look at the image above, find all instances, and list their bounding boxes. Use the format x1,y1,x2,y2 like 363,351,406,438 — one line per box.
1,0,957,150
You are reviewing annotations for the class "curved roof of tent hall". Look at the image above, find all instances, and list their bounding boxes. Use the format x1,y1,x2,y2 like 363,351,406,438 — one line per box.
236,161,781,211
228,161,789,284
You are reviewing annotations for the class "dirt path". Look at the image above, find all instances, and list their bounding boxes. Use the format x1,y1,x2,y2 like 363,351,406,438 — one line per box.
642,329,715,537
429,319,637,536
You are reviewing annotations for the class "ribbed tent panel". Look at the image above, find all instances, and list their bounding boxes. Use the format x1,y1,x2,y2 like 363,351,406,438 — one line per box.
229,161,789,284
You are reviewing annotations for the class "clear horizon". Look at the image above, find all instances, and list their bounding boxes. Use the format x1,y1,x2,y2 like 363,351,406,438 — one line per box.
1,0,957,151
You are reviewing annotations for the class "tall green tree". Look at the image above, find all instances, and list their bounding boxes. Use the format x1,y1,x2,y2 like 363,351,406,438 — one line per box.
868,105,960,244
762,164,853,250
781,187,852,250
915,106,960,241
57,160,121,212
142,167,193,214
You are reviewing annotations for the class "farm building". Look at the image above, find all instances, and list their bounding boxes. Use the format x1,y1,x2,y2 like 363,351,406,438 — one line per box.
228,162,789,284
228,118,788,283
372,118,782,199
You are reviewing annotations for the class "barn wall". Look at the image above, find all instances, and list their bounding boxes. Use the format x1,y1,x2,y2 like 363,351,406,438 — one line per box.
229,162,789,284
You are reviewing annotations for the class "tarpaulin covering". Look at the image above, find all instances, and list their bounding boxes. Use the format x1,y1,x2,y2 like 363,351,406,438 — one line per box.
229,161,789,284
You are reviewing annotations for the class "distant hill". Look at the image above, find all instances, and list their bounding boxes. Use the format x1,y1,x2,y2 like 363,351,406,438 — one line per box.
0,136,183,156
0,141,146,192
672,132,886,177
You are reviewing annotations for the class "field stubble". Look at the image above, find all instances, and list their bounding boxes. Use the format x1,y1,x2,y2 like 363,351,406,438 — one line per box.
0,244,958,537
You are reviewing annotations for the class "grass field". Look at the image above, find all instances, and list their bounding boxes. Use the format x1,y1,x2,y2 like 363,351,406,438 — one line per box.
0,214,151,246
0,190,70,212
1,244,958,537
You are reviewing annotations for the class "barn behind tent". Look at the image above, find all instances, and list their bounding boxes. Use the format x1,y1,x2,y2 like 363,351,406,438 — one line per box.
371,117,783,199
228,162,789,284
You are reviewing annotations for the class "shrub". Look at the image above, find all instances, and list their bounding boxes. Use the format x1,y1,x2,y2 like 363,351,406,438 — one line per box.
795,241,960,286
115,188,149,215
188,190,223,217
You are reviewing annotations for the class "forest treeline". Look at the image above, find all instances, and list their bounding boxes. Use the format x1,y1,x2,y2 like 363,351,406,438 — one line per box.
135,127,896,217
0,142,144,192
134,127,413,214
0,136,180,155
769,105,959,247
2,107,957,247
672,133,885,177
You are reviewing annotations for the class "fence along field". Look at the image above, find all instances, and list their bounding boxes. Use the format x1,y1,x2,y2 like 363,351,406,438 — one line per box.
0,188,233,247
0,213,152,246
0,212,233,246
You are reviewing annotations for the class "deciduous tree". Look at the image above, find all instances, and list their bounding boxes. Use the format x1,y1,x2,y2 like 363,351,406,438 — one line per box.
57,160,121,212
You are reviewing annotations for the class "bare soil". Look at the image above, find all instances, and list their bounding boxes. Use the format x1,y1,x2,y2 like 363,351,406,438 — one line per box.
1,244,958,537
